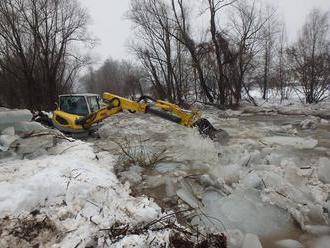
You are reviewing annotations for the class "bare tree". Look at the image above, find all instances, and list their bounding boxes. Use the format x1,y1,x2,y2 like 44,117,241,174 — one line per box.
0,0,93,110
259,5,278,100
274,23,290,102
287,8,330,103
205,0,238,105
227,0,272,105
170,0,214,103
128,0,177,101
127,0,281,106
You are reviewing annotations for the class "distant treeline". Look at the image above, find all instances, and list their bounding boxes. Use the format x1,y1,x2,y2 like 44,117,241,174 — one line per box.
1,0,329,110
0,0,93,110
83,0,330,106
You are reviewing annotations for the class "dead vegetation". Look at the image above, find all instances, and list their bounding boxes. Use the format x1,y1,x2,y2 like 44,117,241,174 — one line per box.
0,211,62,248
94,210,227,248
114,137,168,169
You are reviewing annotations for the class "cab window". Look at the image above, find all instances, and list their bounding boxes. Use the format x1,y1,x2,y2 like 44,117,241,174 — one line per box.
59,96,89,116
87,96,100,113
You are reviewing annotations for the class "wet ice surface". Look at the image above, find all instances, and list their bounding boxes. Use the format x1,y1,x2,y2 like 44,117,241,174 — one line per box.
93,104,330,248
193,188,293,235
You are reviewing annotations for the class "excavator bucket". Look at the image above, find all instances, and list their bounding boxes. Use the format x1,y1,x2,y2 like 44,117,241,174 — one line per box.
193,118,228,141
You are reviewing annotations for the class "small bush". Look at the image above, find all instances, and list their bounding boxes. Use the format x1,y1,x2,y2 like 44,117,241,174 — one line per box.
114,137,168,169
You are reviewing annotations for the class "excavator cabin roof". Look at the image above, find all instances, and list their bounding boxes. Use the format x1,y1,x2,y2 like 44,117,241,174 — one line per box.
59,93,100,97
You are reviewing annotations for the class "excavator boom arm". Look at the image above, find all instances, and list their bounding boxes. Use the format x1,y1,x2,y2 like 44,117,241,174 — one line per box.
63,92,220,139
101,92,202,128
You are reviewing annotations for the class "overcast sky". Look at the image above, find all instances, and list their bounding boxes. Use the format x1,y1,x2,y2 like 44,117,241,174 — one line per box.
79,0,330,64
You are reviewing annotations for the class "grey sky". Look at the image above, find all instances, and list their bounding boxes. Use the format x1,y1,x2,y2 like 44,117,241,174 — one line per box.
79,0,330,63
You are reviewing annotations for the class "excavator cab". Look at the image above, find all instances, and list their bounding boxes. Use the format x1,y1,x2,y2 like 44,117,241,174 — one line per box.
52,94,102,133
59,94,101,115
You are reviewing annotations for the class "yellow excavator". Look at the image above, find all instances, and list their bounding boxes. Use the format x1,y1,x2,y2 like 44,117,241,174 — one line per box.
49,92,222,139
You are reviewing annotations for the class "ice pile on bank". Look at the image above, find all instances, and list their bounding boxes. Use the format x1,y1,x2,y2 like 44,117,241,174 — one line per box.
0,108,50,154
0,140,172,247
0,108,178,247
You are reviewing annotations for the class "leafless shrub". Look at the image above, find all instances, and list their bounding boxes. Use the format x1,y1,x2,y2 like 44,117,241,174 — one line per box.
114,137,168,168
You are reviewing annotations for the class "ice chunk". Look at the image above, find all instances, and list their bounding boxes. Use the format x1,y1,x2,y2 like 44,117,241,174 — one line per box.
0,150,16,160
155,162,186,173
262,136,318,149
239,172,262,189
226,229,244,248
171,129,219,163
177,188,201,208
164,176,176,197
320,119,328,125
313,236,330,248
325,201,330,214
13,121,46,133
1,127,15,136
306,205,327,225
284,167,306,187
220,164,241,185
262,171,284,189
300,116,320,129
176,180,203,209
317,157,330,184
224,110,243,117
304,225,330,235
119,166,143,184
11,135,55,154
0,109,32,131
194,189,293,236
0,134,19,151
275,239,303,248
242,233,263,248
200,174,216,187
145,175,165,188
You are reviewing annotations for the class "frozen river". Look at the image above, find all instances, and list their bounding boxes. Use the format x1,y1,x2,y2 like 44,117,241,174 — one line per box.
93,104,330,248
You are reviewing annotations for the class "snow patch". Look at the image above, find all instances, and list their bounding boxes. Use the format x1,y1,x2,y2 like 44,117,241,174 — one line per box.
0,141,171,247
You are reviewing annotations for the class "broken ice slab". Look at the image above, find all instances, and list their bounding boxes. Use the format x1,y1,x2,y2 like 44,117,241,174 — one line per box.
155,162,187,173
225,229,244,248
0,134,20,151
119,165,143,184
275,239,303,248
239,172,263,189
1,127,15,136
192,189,294,236
262,136,318,149
304,225,330,235
300,116,320,130
176,188,201,209
10,134,55,155
312,235,330,248
317,157,330,184
0,109,32,131
13,121,46,133
242,233,263,248
176,179,204,209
